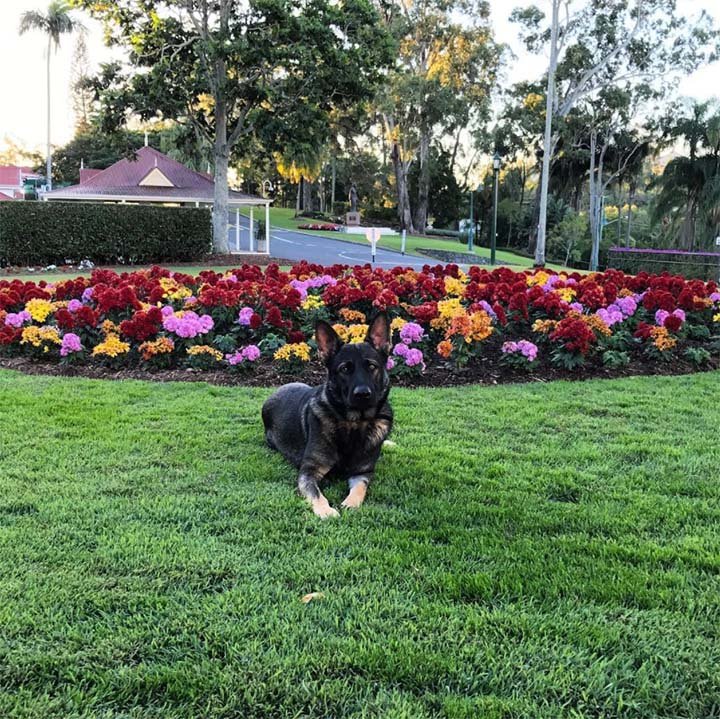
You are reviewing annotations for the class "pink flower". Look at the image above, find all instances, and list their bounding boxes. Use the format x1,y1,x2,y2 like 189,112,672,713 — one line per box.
386,357,395,370
237,307,254,326
60,332,83,357
67,299,83,313
393,342,409,357
399,322,424,344
226,344,261,365
4,310,31,328
404,348,425,368
162,310,214,338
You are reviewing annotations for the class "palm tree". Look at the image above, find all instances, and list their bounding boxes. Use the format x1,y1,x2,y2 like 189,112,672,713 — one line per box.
19,1,83,191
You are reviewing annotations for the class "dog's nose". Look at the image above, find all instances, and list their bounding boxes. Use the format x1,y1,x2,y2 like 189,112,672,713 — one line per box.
353,385,372,399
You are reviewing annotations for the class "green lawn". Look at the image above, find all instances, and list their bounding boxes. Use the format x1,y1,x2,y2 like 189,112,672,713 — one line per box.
257,206,570,271
1,370,719,718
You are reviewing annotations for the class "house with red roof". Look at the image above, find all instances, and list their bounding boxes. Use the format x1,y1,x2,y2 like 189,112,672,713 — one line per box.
43,147,271,253
0,166,44,201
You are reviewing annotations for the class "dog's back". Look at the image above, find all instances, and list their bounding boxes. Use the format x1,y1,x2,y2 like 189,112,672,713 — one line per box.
262,382,317,468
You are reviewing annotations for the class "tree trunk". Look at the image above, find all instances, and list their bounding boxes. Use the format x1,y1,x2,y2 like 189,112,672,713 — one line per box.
625,183,635,246
212,149,230,254
413,129,430,232
46,35,52,191
330,157,336,214
302,176,313,214
588,130,598,259
295,181,302,216
391,142,414,233
535,0,560,266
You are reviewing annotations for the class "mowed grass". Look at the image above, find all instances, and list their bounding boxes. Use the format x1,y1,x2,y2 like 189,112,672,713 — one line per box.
1,370,719,718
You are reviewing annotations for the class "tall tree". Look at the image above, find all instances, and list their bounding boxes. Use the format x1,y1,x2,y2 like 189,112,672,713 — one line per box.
19,1,84,191
652,101,720,251
76,0,392,253
71,31,93,133
512,0,720,266
377,0,502,233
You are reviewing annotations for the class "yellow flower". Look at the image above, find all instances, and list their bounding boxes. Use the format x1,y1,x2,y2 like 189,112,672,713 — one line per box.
159,277,193,301
430,298,465,330
101,319,121,336
340,308,366,323
650,326,676,351
332,324,349,343
21,325,61,348
532,319,558,334
346,324,369,344
301,295,325,311
444,275,467,297
92,333,130,358
25,298,54,323
390,316,407,335
274,342,312,362
187,345,222,361
555,287,576,302
139,337,175,360
714,312,720,323
581,314,612,337
527,271,550,287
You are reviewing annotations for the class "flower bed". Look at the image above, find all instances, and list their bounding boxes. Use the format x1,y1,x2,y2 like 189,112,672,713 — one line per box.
1,263,719,386
297,223,343,231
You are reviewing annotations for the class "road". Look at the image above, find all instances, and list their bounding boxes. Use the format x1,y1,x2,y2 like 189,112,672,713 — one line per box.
228,215,442,269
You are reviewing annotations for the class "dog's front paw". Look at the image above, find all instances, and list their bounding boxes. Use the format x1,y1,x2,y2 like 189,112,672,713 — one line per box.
340,495,363,510
311,497,340,519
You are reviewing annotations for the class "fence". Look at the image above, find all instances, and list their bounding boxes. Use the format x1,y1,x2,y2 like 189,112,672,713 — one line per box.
607,246,720,281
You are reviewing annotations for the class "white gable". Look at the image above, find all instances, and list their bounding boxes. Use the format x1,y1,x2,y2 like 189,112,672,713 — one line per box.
138,167,174,187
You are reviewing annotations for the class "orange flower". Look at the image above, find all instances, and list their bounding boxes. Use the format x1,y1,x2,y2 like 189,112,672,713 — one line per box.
437,340,453,358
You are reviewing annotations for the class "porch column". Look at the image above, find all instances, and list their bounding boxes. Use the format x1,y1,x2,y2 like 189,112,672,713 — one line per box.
265,202,270,254
235,207,240,251
249,206,254,253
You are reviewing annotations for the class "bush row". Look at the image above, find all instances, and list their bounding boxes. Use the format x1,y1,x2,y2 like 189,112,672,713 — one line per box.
0,201,212,266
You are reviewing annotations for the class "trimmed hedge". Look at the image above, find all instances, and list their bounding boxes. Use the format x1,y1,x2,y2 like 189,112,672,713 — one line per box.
0,201,212,266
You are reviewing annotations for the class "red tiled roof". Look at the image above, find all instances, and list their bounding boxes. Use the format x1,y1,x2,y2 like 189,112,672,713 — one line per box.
0,166,42,185
80,168,103,184
45,147,265,203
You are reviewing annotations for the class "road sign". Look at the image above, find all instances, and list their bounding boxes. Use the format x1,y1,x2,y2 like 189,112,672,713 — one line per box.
365,227,381,264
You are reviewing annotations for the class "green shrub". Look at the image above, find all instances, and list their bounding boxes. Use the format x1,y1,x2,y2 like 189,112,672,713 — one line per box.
0,201,211,266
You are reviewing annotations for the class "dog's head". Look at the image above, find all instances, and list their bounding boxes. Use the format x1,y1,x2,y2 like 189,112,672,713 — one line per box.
316,312,391,412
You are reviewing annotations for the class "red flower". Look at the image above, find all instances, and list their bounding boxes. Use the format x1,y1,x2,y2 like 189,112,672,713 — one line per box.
550,317,596,355
120,307,163,341
663,315,683,333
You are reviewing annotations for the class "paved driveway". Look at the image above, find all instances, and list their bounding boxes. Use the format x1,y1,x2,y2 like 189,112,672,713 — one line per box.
228,215,441,269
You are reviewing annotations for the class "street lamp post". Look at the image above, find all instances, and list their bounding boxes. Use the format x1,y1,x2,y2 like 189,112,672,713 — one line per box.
467,183,483,253
491,152,501,265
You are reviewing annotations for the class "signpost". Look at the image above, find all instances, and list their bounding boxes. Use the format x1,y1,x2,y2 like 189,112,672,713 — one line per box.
365,227,381,264
401,229,406,255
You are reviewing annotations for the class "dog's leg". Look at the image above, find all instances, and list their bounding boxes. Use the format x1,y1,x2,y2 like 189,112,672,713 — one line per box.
341,474,371,510
298,468,338,519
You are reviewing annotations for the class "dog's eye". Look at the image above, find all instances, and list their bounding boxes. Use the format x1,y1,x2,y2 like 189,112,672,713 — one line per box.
367,361,379,371
340,363,353,374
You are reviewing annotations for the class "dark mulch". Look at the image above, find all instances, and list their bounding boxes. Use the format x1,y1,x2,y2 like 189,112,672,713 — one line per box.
1,352,717,389
416,248,495,265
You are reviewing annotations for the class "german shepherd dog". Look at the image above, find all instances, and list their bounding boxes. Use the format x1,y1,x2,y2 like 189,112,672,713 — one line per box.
262,313,393,518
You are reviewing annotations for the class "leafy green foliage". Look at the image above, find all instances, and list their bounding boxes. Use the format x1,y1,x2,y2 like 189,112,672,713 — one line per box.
683,347,712,366
1,370,720,717
602,350,631,368
0,202,210,265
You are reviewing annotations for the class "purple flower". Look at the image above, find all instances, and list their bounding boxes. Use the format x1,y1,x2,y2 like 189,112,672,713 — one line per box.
81,287,94,303
226,344,261,366
710,292,720,303
570,302,584,314
615,296,637,317
501,341,518,354
399,322,424,344
67,299,83,313
163,310,214,338
237,307,254,326
386,357,395,370
393,342,410,358
60,333,83,357
404,348,425,368
4,310,31,328
477,300,497,320
596,306,623,327
502,340,537,362
289,275,336,301
161,305,175,317
672,308,686,323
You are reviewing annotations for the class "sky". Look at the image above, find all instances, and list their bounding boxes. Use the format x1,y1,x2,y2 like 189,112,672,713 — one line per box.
0,0,718,155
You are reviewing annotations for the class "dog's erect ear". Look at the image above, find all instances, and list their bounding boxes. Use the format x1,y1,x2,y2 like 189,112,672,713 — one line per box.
366,312,392,355
315,321,343,363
